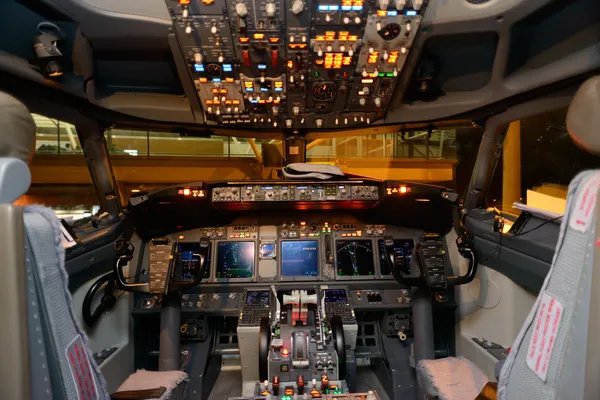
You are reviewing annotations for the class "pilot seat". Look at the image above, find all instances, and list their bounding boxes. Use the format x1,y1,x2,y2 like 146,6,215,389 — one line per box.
0,91,187,400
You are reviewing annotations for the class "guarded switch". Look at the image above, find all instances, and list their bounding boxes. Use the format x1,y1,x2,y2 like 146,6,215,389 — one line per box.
235,2,248,17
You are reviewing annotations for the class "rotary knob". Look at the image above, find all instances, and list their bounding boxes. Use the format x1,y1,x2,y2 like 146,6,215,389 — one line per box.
374,97,382,107
291,0,304,15
265,2,276,17
235,2,248,17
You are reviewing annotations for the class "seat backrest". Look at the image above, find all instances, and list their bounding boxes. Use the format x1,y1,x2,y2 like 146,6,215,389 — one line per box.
0,92,36,400
499,171,600,399
24,206,109,399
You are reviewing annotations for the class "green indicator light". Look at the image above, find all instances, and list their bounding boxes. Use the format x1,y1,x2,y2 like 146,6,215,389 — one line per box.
386,72,394,77
378,72,385,77
314,72,320,78
275,328,280,335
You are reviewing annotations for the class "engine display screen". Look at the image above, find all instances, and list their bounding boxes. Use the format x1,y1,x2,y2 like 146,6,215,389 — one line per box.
281,240,319,277
216,241,255,278
336,240,375,276
324,289,348,303
246,290,270,305
177,242,210,279
379,239,414,275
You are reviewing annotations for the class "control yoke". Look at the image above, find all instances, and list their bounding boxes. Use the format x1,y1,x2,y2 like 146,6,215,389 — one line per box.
114,237,211,293
384,233,477,290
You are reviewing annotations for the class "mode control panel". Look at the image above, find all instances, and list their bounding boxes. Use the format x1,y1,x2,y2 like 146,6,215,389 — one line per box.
213,183,379,202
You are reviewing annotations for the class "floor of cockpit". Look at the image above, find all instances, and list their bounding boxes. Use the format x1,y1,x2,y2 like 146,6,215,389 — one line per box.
207,368,390,399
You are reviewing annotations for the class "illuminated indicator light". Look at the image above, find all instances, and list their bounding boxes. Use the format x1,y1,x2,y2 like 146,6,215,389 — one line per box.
282,348,289,356
251,99,259,103
225,77,234,83
368,52,379,64
370,72,378,78
206,100,214,105
183,188,191,196
212,78,221,82
225,100,232,104
211,88,219,94
318,5,328,10
315,60,324,65
274,87,283,92
405,10,417,16
269,37,280,43
201,0,214,4
232,100,240,104
316,35,326,41
260,87,269,92
219,89,228,94
351,233,357,237
352,5,362,10
357,231,362,236
386,72,395,77
244,81,253,87
194,64,205,72
387,10,398,16
179,235,185,240
239,37,250,43
377,10,386,16
258,64,267,70
341,5,351,10
179,0,190,4
400,186,408,193
386,188,392,195
259,100,266,104
274,81,284,87
353,0,363,5
325,31,335,36
329,5,340,10
361,79,374,84
131,189,140,193
253,33,265,39
348,35,359,41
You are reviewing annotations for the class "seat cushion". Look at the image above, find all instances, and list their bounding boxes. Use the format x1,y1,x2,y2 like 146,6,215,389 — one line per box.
115,370,188,400
417,357,489,400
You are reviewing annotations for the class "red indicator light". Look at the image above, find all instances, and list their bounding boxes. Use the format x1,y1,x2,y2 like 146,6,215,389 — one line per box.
282,348,289,356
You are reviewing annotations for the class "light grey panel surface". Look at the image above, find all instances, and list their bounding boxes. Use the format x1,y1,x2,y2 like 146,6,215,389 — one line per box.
237,325,261,386
0,205,31,400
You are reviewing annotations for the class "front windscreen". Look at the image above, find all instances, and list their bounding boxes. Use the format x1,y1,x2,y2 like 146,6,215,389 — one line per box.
216,241,255,278
281,240,319,277
336,240,375,276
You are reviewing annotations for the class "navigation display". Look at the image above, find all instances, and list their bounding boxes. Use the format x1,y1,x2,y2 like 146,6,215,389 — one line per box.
216,241,255,278
336,240,375,276
379,239,414,275
324,289,348,303
246,290,270,305
177,242,210,279
281,240,319,277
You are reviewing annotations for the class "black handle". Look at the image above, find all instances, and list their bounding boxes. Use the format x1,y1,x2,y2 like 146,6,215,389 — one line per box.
446,246,478,286
384,236,422,287
82,272,117,328
113,242,150,293
259,317,271,382
170,237,210,291
330,315,346,380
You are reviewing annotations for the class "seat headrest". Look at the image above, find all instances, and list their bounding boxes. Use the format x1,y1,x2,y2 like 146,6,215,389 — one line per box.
0,92,35,203
567,76,600,154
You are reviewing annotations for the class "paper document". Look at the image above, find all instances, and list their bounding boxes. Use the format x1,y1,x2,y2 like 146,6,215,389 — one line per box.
512,202,563,221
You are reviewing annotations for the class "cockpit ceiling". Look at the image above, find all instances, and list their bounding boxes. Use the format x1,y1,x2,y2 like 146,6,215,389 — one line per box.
0,0,599,134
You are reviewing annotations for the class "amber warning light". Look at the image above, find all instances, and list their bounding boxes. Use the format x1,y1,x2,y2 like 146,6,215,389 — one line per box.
386,185,411,195
178,188,205,198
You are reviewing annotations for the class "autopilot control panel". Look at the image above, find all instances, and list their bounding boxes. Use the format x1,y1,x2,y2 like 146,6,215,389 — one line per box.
165,0,427,129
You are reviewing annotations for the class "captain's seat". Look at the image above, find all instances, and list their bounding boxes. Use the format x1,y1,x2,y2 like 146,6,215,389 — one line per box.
0,92,186,400
417,76,600,399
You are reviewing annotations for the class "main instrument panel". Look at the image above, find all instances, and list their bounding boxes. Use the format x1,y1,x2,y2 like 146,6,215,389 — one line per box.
141,219,426,285
165,0,427,129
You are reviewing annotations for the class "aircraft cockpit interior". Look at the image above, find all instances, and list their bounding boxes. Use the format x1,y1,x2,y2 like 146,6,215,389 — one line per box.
1,0,600,399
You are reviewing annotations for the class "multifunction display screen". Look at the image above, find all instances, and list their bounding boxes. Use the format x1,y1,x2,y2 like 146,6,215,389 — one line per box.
324,289,348,303
336,240,375,276
281,240,319,277
216,241,255,278
246,290,270,305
